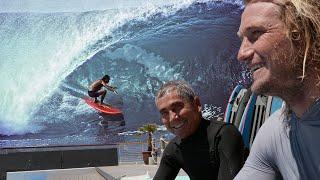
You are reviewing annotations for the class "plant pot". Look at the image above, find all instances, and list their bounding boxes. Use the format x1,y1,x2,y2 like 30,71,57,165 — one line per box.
142,151,152,165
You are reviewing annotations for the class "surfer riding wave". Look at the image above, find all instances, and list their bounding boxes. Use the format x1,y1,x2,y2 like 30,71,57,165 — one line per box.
88,74,117,105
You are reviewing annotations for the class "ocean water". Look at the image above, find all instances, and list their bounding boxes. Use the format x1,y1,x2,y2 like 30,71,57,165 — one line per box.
0,0,246,148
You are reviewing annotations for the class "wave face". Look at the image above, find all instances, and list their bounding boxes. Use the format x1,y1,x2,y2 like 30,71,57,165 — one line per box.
0,0,245,147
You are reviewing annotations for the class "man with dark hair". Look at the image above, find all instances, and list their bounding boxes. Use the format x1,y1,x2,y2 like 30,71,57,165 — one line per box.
88,75,117,105
235,0,320,179
154,80,244,180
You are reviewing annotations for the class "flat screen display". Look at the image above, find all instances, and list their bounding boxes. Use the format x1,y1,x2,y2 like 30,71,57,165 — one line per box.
0,0,245,148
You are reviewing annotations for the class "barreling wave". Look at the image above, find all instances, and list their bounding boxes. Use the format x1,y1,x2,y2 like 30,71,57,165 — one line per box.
0,0,245,140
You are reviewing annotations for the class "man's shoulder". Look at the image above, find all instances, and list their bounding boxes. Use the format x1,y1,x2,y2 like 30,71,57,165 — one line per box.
207,119,240,137
258,109,285,137
207,119,227,129
249,109,286,155
165,136,180,149
91,79,102,85
208,119,226,126
162,137,182,160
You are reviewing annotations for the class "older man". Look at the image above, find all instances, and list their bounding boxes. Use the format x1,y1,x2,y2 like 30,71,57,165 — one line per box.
154,80,244,180
235,0,320,179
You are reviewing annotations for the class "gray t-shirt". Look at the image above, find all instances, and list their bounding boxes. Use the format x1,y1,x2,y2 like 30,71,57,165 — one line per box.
235,99,320,180
235,109,298,180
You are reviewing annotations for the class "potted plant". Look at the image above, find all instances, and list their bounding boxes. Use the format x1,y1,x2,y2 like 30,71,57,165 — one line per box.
138,123,158,164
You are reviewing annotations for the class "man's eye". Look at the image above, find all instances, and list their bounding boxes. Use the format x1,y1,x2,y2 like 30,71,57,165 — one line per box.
250,30,263,42
253,30,262,36
173,104,183,113
160,111,168,117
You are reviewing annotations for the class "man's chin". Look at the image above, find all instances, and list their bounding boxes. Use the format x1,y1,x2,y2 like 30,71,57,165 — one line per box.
250,81,270,95
168,128,185,138
250,86,262,95
176,134,187,139
173,130,185,138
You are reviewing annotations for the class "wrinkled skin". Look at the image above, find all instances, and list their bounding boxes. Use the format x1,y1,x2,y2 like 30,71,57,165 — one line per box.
237,2,301,97
156,90,201,139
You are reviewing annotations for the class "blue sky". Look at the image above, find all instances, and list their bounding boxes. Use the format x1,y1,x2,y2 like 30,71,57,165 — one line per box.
0,0,168,13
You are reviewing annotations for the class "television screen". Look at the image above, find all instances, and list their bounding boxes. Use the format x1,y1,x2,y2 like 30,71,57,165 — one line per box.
0,0,246,149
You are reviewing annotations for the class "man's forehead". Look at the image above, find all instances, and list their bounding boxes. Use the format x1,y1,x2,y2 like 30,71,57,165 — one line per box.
157,91,191,105
157,95,184,111
238,1,282,36
244,1,282,18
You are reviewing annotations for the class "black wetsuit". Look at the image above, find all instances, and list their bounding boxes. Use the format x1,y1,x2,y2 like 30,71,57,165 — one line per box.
154,118,244,180
88,90,100,97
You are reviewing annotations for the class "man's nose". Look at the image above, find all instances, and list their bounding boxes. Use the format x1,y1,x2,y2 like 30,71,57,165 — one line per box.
237,37,254,63
169,111,178,122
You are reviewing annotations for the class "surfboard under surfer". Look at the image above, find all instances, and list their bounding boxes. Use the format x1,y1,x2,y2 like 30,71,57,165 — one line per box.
88,75,117,105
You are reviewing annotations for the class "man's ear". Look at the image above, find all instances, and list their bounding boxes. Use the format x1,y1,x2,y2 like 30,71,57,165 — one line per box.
194,96,201,112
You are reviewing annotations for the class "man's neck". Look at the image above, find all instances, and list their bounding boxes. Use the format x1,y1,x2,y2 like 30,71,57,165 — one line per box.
283,81,320,118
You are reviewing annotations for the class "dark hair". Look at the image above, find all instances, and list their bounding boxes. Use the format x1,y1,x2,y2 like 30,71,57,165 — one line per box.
155,80,196,104
102,75,110,82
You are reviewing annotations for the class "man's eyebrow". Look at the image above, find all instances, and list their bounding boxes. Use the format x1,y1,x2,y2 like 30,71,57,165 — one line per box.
237,25,265,39
159,101,184,113
171,101,184,107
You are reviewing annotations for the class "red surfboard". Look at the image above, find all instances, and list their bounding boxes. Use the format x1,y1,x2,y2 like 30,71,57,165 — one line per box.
84,97,122,115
